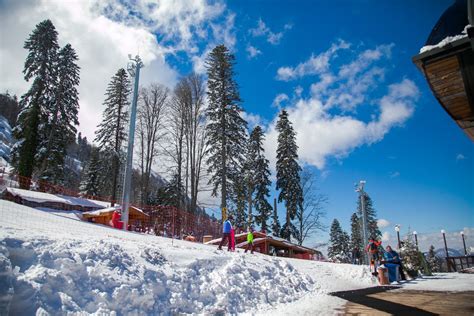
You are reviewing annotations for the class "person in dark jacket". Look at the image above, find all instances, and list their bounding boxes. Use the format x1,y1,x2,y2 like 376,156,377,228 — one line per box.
351,247,361,264
217,215,233,251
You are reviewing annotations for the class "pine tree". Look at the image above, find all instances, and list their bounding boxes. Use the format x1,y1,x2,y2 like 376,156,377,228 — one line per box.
38,43,80,184
205,45,247,219
327,219,351,263
248,126,272,232
271,202,281,236
11,20,59,188
231,172,248,230
95,68,131,204
350,212,363,253
357,193,381,240
154,173,184,207
79,148,102,197
426,245,442,273
400,236,422,277
275,110,303,241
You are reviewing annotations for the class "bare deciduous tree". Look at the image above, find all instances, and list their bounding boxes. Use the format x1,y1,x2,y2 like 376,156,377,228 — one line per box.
295,168,327,245
136,83,168,204
185,73,208,214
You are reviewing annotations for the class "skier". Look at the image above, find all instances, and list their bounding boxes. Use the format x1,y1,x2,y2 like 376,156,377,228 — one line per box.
244,226,255,254
217,215,233,251
351,247,361,264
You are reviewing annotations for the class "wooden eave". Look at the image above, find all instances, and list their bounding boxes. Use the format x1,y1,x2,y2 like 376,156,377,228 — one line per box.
413,37,474,141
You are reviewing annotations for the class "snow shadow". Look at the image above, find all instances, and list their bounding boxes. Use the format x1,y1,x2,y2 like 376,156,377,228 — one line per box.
331,286,438,315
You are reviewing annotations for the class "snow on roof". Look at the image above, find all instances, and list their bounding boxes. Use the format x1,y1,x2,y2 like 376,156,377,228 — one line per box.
419,25,469,54
3,187,110,209
205,232,317,253
82,205,148,217
82,205,121,216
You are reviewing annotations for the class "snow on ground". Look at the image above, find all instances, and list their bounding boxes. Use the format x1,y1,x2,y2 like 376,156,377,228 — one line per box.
1,200,472,315
398,273,474,292
0,200,377,315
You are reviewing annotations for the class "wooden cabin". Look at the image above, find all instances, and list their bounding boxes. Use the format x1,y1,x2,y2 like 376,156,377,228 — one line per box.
412,0,474,141
82,205,149,229
205,231,321,260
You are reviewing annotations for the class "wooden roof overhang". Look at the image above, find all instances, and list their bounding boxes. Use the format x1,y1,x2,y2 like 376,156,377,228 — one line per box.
413,37,474,141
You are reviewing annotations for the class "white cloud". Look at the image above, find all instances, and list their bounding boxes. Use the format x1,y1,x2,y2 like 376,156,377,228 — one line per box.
272,93,289,108
242,112,264,129
276,40,351,81
265,42,419,170
246,45,262,59
378,218,391,228
0,0,233,141
389,171,400,178
456,153,466,161
382,227,474,254
249,18,291,45
382,231,391,242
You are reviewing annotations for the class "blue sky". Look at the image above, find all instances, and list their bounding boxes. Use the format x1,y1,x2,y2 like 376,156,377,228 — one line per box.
207,0,472,247
1,0,472,250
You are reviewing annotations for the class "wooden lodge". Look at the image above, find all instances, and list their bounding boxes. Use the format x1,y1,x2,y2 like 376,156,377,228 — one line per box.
82,205,149,229
205,231,321,260
412,0,474,141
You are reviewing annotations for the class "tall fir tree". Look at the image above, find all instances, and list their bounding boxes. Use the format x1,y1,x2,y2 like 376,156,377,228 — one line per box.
95,68,131,204
327,219,351,263
357,193,381,240
205,45,247,219
271,201,281,236
38,43,80,184
275,110,303,241
11,19,59,188
350,212,363,253
247,126,272,232
79,148,102,197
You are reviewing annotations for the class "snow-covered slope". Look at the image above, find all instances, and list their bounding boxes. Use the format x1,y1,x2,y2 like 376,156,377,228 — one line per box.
0,200,377,315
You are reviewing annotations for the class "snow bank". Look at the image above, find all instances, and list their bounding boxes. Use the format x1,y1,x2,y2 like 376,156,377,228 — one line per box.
0,200,378,315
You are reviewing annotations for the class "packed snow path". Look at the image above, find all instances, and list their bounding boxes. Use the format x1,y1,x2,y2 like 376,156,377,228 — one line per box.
0,200,378,315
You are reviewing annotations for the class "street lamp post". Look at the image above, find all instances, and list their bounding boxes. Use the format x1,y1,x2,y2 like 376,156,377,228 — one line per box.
395,225,401,249
441,229,449,258
461,231,467,256
356,180,368,264
413,231,419,251
441,229,452,272
121,54,144,231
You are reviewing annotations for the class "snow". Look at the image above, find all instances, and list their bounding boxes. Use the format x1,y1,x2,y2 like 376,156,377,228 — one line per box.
2,187,110,209
82,205,148,217
419,25,469,54
1,200,472,315
398,273,474,292
0,200,378,314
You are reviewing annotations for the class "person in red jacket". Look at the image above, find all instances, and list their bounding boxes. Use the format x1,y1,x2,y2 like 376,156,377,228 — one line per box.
366,238,382,259
110,210,123,229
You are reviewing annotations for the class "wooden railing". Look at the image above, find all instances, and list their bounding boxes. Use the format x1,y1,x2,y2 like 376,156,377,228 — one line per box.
446,256,474,272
